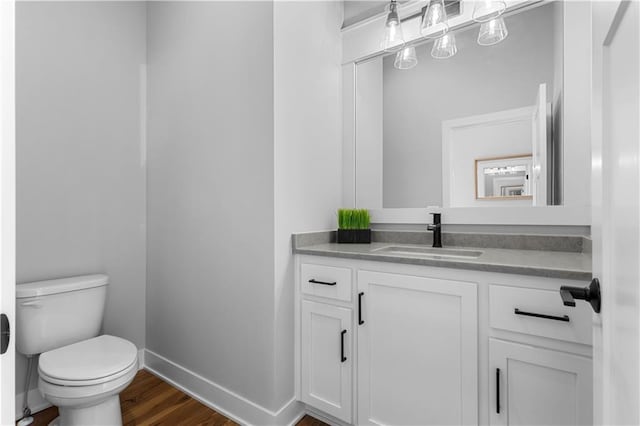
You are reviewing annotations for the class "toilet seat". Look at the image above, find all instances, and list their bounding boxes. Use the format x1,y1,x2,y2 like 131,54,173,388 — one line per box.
39,335,138,387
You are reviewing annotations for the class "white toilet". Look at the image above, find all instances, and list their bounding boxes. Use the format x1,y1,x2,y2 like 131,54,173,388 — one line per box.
16,274,138,426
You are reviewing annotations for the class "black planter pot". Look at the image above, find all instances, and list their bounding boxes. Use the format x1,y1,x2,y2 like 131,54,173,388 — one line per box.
337,229,371,244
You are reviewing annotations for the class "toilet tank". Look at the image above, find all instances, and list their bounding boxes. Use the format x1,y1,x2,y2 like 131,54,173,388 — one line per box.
16,274,108,356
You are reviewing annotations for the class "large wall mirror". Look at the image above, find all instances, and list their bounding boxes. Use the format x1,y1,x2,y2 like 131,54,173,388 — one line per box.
347,0,591,224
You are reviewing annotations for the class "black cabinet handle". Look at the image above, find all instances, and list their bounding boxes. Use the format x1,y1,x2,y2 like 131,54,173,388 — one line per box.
496,368,500,414
358,292,365,325
308,279,337,286
514,308,570,322
340,330,347,363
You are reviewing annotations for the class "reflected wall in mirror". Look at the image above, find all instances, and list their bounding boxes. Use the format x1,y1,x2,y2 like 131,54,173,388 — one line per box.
475,154,532,202
355,2,563,209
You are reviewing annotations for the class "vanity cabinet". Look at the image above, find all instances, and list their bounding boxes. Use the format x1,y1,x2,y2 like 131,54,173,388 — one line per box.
300,300,352,422
489,339,592,426
295,255,592,426
357,271,478,425
488,283,593,426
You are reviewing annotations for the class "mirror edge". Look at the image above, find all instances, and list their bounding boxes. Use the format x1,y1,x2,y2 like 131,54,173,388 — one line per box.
368,206,591,226
343,0,593,226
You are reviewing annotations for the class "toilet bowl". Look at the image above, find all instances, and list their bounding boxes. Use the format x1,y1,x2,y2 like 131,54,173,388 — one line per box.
37,335,138,426
16,275,138,426
38,335,138,425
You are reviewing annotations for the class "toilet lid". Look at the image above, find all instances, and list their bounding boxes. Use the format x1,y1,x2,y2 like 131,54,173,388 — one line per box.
39,335,137,384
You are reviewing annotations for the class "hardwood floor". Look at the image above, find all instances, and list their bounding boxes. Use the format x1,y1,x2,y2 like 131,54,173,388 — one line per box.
26,370,328,426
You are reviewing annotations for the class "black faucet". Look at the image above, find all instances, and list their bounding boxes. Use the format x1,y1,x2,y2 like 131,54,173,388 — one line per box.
427,213,442,248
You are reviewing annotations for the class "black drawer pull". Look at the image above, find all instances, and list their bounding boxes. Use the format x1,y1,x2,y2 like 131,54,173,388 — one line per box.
340,329,347,362
496,368,500,414
358,292,365,325
514,308,569,322
308,279,337,286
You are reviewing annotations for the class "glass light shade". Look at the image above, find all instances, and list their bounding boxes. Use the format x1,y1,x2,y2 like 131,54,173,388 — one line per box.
472,0,506,23
394,46,418,69
431,33,457,59
477,17,508,46
381,1,405,52
420,0,449,40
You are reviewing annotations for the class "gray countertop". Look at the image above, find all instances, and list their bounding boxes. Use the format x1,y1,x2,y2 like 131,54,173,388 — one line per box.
293,239,592,281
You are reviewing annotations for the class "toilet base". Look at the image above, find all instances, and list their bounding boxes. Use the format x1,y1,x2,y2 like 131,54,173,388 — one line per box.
50,396,122,426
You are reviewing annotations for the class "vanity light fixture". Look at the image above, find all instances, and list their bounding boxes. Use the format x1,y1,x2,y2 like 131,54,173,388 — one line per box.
383,0,508,69
394,46,418,69
421,0,449,39
431,33,457,59
472,0,507,22
477,17,509,46
382,0,406,52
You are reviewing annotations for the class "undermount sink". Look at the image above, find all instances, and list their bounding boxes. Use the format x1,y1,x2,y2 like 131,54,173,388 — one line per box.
372,245,483,259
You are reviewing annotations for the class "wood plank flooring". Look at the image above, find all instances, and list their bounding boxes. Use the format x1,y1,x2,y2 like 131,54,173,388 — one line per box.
26,370,328,426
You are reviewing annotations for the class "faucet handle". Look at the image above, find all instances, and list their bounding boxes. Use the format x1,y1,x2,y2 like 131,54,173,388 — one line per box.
430,212,441,224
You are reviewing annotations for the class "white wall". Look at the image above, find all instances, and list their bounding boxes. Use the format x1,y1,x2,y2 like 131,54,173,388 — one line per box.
146,1,276,411
561,1,591,208
273,0,343,410
147,1,343,416
15,1,146,398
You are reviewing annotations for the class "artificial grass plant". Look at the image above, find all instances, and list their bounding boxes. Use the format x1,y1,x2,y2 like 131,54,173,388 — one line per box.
337,208,371,230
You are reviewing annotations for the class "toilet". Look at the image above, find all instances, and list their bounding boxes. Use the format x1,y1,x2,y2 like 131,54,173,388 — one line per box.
16,274,137,426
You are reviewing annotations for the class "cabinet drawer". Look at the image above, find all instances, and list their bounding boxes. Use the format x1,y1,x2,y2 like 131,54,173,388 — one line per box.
489,285,591,345
301,263,352,302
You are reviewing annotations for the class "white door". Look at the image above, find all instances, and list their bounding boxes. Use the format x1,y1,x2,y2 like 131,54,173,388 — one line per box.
489,339,592,426
531,83,548,206
357,271,477,426
300,300,352,423
591,1,640,424
0,0,16,423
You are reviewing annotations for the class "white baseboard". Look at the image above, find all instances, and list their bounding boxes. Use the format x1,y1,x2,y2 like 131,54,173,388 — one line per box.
144,349,304,426
15,388,51,421
137,348,145,369
304,405,351,426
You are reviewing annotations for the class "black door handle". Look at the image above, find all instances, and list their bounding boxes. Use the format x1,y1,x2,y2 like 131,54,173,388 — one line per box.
308,279,337,286
1,314,9,355
340,330,347,363
358,292,365,325
560,278,601,313
514,308,570,322
496,368,500,414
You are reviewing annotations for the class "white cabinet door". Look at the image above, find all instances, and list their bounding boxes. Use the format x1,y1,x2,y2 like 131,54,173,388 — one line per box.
591,1,640,423
357,271,478,426
490,339,592,426
301,300,352,423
